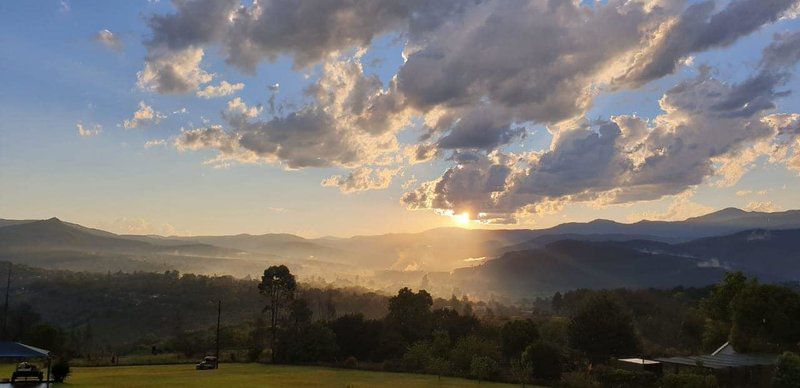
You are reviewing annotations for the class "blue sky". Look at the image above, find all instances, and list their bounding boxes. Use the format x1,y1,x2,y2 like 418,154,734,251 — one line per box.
1,0,799,237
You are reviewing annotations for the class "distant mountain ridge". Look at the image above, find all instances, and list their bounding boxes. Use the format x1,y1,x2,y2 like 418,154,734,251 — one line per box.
452,239,730,297
2,207,800,295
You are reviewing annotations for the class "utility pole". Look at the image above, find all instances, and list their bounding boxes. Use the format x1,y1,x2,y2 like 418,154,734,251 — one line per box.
2,264,11,340
215,300,221,369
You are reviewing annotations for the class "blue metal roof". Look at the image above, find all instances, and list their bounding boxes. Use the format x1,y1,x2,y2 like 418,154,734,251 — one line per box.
0,342,50,359
656,353,776,369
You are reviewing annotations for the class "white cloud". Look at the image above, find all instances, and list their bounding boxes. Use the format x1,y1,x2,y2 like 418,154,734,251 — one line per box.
402,42,800,222
104,217,177,236
627,191,714,222
196,80,245,99
137,47,213,94
122,101,165,129
746,201,780,212
94,29,122,52
143,1,800,217
321,167,401,193
174,56,409,170
144,139,167,148
76,122,102,137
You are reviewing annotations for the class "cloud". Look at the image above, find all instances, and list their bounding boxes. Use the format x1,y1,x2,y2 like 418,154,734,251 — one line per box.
144,0,459,71
94,29,122,52
104,217,177,236
321,167,401,193
224,97,261,120
137,46,213,94
174,56,409,169
76,122,102,137
196,80,244,99
122,101,165,129
617,0,799,87
145,1,800,206
627,191,714,222
402,32,800,222
746,201,780,212
144,139,167,148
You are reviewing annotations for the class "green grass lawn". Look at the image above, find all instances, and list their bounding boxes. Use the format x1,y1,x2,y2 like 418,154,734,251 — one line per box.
50,363,519,387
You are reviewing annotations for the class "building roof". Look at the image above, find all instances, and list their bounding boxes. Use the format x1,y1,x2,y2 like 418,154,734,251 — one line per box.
656,353,777,370
0,342,50,359
618,358,661,365
711,341,736,356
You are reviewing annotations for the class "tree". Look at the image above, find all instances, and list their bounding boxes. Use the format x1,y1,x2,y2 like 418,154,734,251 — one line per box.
51,359,70,383
510,357,533,387
729,282,800,352
249,315,269,362
772,352,800,388
702,271,747,322
450,334,501,374
26,324,65,356
470,356,499,382
281,322,337,363
522,342,562,380
258,265,297,354
501,319,539,359
402,342,433,372
431,308,479,343
567,293,639,362
551,292,564,314
386,288,433,345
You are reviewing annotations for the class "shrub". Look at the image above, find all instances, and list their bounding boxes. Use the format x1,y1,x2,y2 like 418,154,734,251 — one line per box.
51,359,70,383
522,341,562,380
773,352,800,388
402,342,432,372
427,357,451,377
510,357,532,386
661,373,718,388
247,346,264,362
254,348,272,364
342,356,358,369
500,319,539,359
559,371,601,388
450,335,500,374
469,356,499,382
594,366,656,388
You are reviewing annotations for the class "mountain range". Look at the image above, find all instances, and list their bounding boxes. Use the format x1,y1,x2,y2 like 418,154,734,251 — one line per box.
1,207,799,297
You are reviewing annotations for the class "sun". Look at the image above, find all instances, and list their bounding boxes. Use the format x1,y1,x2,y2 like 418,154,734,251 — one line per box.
453,212,471,226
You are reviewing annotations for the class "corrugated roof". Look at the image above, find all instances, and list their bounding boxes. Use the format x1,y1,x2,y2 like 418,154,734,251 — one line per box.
0,342,50,358
656,353,776,369
618,358,660,365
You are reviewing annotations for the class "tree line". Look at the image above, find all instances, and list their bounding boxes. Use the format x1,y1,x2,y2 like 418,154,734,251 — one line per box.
3,261,800,386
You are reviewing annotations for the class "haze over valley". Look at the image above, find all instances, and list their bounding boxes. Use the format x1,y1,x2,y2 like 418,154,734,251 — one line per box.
4,207,799,300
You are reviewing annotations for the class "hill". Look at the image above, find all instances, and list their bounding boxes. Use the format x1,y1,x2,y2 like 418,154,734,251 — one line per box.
452,240,727,297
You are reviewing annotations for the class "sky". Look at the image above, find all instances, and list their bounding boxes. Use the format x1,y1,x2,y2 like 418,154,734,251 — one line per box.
1,0,800,237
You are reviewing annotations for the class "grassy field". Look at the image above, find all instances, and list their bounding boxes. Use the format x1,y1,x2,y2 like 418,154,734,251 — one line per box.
19,363,520,387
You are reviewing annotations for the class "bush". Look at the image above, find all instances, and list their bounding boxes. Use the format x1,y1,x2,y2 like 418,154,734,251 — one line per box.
427,357,451,377
402,342,432,372
594,366,656,388
773,352,800,388
559,371,600,388
661,373,718,388
500,319,539,359
450,335,500,374
381,358,403,372
249,348,272,364
51,359,70,383
469,356,499,382
247,346,264,362
522,342,562,380
342,356,358,369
